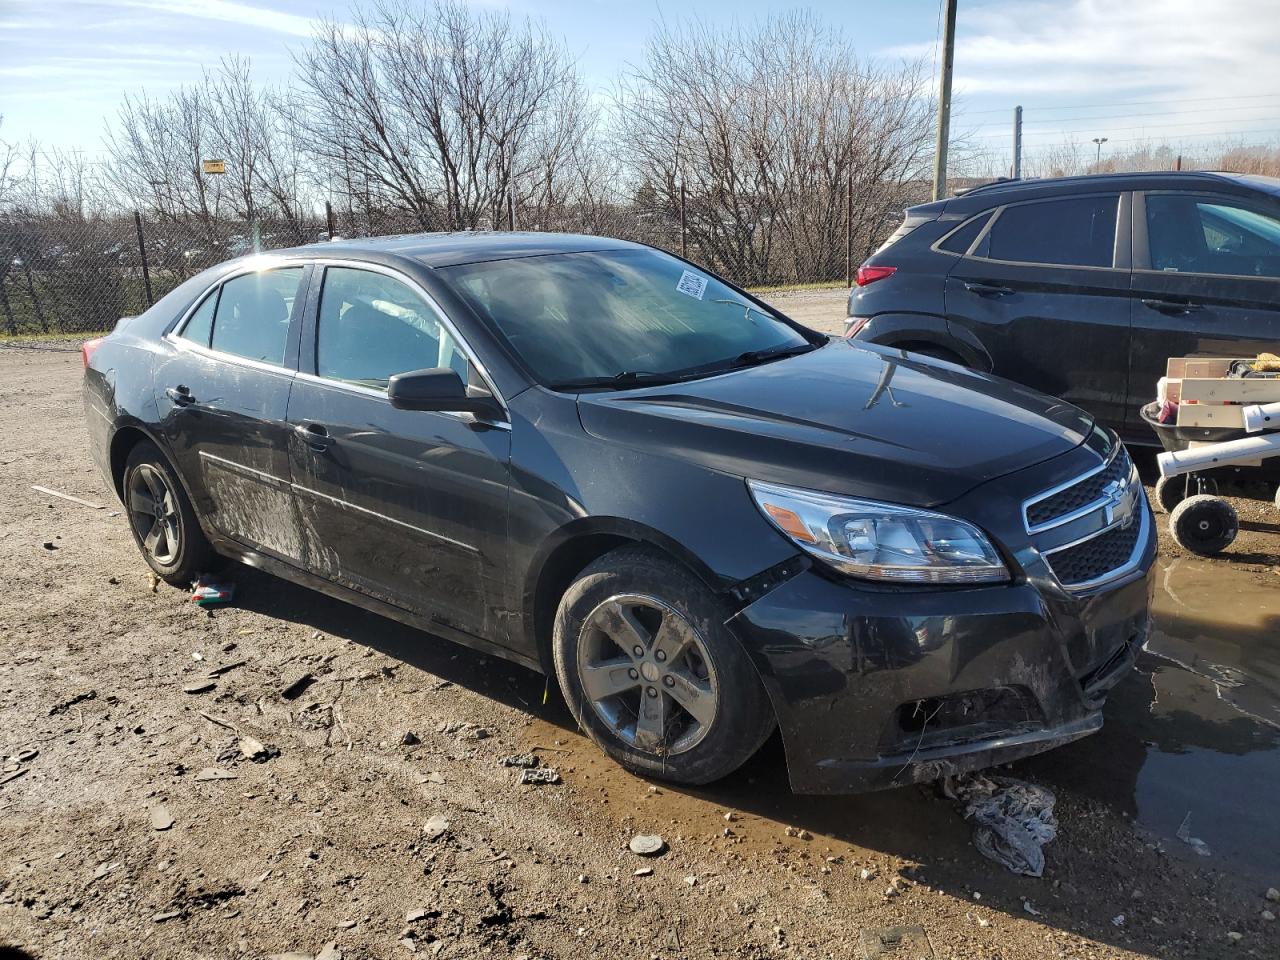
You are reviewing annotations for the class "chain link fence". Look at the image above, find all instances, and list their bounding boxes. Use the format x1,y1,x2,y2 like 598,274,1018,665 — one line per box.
0,183,926,336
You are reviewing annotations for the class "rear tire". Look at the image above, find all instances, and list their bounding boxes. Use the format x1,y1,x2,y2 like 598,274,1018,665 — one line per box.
552,545,775,786
1169,494,1238,556
122,441,218,585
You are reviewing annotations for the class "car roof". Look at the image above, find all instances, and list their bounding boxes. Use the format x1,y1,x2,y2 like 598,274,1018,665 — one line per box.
272,231,643,268
938,170,1280,214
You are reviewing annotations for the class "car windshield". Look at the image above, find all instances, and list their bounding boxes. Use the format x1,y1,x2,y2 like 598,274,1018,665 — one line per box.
439,248,816,389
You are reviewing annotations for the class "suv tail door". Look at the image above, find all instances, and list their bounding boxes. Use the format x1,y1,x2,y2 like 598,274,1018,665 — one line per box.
1128,188,1280,436
944,192,1133,427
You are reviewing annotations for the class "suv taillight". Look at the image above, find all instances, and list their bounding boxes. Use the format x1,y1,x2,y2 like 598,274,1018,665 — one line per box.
855,265,897,287
81,337,104,370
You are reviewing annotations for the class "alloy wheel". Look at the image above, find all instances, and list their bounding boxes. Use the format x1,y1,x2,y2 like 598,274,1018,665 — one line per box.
127,463,182,566
576,594,719,756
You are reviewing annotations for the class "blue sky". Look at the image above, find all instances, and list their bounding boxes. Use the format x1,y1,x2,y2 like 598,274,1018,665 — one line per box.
3,0,1279,169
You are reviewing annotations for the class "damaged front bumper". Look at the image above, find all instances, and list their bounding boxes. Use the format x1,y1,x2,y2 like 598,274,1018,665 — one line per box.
727,554,1153,794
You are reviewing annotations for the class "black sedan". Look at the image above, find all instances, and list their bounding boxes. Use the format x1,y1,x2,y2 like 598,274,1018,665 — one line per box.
82,233,1154,793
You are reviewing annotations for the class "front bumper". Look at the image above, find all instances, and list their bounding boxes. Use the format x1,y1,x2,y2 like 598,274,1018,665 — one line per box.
728,549,1153,794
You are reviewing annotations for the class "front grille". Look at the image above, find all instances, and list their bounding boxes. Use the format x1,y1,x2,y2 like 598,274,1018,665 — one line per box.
1026,449,1130,529
1045,519,1141,587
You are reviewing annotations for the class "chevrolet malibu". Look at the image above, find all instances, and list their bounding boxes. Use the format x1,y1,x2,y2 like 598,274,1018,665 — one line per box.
83,233,1154,792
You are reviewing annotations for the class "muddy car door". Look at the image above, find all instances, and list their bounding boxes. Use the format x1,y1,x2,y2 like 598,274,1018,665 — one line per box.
286,263,512,642
1128,189,1280,435
154,264,310,562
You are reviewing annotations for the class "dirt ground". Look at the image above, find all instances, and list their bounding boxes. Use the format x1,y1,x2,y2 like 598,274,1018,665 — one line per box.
2,294,1278,960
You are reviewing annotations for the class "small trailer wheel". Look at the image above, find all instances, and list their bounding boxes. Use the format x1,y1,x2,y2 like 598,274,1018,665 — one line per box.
1169,494,1238,556
1154,475,1216,513
1154,476,1186,514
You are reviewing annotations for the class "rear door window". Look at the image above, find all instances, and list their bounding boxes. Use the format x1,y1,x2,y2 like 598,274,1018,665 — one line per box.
1146,194,1280,278
977,196,1119,268
209,268,304,366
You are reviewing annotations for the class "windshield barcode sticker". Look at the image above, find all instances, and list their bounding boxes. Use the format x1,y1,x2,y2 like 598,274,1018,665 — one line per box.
676,270,707,300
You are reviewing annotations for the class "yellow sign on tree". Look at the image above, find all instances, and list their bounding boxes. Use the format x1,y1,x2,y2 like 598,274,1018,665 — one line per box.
201,159,227,175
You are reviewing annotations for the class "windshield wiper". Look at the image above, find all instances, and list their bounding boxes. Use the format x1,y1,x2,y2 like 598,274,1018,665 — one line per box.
728,342,817,369
547,370,685,392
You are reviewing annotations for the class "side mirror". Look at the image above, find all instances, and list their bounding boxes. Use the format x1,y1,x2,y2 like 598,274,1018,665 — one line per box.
387,368,504,420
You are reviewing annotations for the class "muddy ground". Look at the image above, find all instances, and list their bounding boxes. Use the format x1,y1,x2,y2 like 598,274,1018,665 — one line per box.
1,289,1278,960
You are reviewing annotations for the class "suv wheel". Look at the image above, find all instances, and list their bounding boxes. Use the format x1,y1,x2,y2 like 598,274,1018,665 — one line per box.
552,546,775,785
123,441,218,585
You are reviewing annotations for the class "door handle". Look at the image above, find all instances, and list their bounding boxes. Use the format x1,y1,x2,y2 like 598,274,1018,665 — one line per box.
1141,298,1203,315
294,422,333,450
164,385,195,406
963,281,1015,297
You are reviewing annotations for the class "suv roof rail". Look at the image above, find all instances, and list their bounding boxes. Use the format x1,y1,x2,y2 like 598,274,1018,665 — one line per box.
955,170,1240,199
954,177,1023,196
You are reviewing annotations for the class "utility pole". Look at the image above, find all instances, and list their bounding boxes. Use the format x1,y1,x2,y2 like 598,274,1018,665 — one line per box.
1093,136,1108,167
931,0,958,201
1011,105,1023,179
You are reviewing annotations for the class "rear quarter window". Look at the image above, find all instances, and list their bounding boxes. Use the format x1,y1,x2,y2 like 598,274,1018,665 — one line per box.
179,290,218,347
937,212,993,255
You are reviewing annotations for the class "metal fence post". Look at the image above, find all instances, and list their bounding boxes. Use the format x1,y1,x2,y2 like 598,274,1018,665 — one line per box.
679,182,687,260
133,211,154,307
0,280,15,336
21,261,47,333
845,170,853,287
326,201,336,240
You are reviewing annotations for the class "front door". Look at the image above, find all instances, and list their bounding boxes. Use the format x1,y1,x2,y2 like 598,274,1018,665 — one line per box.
286,264,511,642
1127,190,1280,436
945,192,1133,429
154,264,309,561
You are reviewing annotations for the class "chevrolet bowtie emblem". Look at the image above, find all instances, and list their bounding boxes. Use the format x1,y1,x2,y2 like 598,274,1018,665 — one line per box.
1101,477,1137,528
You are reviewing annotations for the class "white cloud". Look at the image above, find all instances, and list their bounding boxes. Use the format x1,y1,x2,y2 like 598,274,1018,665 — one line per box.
889,0,1277,95
885,0,1280,148
113,0,318,38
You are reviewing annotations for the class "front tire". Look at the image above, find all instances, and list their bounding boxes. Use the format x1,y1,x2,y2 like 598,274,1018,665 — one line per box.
552,546,775,785
123,440,218,585
1169,494,1238,556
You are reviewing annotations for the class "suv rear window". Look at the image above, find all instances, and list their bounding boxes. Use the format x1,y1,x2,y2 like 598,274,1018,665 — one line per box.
978,196,1118,268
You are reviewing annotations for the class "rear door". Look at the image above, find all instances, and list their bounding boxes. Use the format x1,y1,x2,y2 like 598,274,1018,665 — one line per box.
155,264,309,561
1128,189,1280,435
945,192,1133,428
286,263,512,642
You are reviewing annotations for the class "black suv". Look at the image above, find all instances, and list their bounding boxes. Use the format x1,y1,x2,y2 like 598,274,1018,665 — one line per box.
846,172,1280,444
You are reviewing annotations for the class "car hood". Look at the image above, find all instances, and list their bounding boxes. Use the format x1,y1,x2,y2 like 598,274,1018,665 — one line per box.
576,339,1093,508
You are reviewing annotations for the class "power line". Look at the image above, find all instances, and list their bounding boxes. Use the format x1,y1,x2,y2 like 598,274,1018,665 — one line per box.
967,118,1280,141
957,92,1280,116
969,127,1280,150
963,102,1280,130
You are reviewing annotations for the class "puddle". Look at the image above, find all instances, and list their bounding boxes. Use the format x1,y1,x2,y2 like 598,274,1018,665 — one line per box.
1024,557,1280,878
1148,558,1280,729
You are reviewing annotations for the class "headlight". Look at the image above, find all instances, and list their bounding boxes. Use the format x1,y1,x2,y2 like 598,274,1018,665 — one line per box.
748,480,1009,585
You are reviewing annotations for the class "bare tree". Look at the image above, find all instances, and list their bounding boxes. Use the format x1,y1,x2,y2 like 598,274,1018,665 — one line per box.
614,12,933,284
295,0,584,232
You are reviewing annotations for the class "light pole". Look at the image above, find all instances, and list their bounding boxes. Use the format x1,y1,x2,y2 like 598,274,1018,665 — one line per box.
1092,137,1108,166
